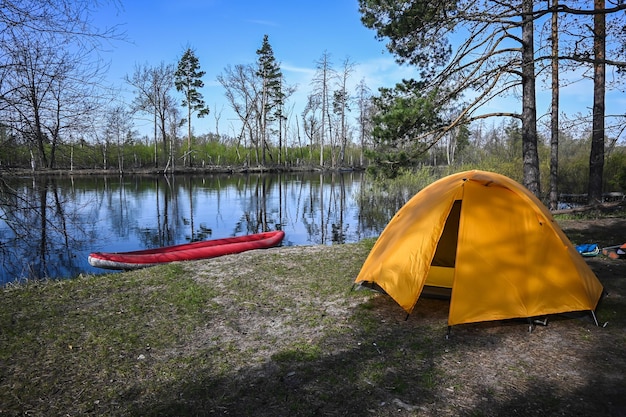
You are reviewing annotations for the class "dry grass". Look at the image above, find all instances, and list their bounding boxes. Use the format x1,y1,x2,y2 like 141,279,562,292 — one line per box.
1,218,625,416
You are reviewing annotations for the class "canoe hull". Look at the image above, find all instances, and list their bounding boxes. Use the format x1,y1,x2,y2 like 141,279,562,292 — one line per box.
88,231,285,270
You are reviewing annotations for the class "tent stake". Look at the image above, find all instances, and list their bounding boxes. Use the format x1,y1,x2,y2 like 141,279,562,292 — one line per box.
590,310,599,327
445,326,451,339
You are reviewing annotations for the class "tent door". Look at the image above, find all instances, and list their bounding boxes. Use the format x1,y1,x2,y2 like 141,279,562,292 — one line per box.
423,200,462,298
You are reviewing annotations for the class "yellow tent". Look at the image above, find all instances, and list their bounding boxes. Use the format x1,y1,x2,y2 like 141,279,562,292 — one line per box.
355,170,604,326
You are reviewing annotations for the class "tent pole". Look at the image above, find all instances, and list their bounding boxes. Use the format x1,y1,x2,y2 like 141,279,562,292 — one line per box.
590,310,599,327
445,326,451,339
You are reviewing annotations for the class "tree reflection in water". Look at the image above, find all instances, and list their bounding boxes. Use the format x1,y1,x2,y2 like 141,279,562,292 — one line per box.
0,172,409,284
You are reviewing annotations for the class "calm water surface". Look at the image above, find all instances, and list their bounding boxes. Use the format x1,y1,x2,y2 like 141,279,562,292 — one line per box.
0,172,403,284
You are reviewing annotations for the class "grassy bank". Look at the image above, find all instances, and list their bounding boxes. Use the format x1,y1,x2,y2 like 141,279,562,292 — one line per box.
1,221,626,416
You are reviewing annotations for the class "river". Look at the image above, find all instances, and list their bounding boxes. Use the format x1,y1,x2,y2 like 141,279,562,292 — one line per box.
0,171,405,284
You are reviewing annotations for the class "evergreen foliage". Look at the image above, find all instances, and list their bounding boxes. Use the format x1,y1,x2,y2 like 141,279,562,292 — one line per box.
175,47,210,167
256,35,284,120
256,35,284,165
366,80,445,178
175,48,209,119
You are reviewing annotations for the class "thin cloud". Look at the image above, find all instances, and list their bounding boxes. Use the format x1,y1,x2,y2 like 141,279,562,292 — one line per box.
282,63,315,75
246,19,278,27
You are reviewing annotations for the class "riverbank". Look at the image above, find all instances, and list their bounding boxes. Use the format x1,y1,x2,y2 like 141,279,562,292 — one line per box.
1,217,625,416
0,164,365,177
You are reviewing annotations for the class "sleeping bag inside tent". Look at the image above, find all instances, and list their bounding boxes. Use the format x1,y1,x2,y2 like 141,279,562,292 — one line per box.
354,170,604,326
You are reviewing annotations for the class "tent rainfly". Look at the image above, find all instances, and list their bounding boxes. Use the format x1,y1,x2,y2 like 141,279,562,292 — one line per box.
354,170,604,328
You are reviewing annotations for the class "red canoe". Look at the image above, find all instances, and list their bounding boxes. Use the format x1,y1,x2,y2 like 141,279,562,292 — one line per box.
88,230,285,270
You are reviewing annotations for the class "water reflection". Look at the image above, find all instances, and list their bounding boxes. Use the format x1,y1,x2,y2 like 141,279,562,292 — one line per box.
0,176,100,282
0,172,405,284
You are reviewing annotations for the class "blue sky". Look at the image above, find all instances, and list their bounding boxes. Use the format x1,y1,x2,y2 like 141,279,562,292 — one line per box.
96,0,625,141
97,0,418,136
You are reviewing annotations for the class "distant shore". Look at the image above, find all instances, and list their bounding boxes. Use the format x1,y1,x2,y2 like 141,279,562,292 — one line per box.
0,164,366,177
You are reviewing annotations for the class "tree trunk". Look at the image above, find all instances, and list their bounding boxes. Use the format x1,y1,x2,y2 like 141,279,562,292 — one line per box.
187,104,192,167
549,0,559,210
154,112,158,168
521,0,541,197
589,0,605,204
320,69,326,168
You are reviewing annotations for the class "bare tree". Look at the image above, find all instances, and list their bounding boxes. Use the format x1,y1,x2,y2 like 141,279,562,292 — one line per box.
0,0,122,52
165,104,181,173
1,32,56,168
354,78,372,167
302,94,320,164
126,62,176,168
333,57,356,167
217,64,262,165
0,0,122,170
103,105,133,172
311,51,335,168
1,31,104,169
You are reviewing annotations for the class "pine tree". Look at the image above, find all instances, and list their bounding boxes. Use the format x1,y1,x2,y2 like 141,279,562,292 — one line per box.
256,34,283,165
175,47,209,167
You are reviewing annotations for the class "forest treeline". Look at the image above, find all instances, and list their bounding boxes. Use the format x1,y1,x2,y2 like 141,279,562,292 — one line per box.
0,1,625,203
1,119,624,197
